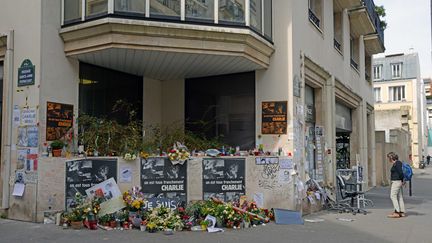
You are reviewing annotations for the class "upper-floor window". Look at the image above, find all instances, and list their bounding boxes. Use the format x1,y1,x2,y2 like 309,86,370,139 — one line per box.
389,86,405,102
373,65,382,80
391,63,402,79
308,0,323,29
374,87,381,102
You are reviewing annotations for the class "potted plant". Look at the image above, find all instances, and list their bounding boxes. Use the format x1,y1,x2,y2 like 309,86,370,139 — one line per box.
200,220,210,231
51,140,65,157
65,211,84,230
98,214,111,226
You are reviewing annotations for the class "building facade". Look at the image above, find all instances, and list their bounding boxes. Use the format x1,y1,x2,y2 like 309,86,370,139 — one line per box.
0,0,384,221
373,53,427,168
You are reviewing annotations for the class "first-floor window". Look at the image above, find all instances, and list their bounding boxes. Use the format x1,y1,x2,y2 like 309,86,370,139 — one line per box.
389,86,405,102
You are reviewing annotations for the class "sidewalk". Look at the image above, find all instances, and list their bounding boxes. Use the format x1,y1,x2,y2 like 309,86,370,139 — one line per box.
0,166,431,243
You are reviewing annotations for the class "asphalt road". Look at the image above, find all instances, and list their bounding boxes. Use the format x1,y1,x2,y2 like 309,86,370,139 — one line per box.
1,166,431,243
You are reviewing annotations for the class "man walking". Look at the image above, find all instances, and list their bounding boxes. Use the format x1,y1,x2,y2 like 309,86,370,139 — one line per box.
387,152,406,218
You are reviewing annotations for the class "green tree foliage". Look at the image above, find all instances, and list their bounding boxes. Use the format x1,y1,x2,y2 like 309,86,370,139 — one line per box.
375,5,387,30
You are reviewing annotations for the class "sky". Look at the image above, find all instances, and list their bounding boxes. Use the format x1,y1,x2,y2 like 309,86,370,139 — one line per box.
374,0,432,78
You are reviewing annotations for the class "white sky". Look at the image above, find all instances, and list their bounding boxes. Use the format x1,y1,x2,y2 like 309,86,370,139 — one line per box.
374,0,431,78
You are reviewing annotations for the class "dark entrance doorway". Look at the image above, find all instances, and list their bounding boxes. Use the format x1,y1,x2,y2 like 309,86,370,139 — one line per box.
336,132,350,169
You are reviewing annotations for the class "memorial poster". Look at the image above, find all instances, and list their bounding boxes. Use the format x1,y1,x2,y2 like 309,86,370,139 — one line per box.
140,157,187,205
46,102,73,141
65,159,117,209
202,158,245,202
262,101,288,134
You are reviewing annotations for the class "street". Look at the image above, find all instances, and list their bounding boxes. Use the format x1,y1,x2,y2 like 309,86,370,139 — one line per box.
1,166,431,243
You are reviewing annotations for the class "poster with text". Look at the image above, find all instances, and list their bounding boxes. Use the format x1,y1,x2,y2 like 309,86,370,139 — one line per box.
140,157,187,205
262,101,287,134
47,102,73,141
65,158,117,209
202,158,245,202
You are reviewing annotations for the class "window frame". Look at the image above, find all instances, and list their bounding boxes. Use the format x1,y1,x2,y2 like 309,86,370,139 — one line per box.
373,64,383,80
374,87,381,102
389,85,406,102
391,63,402,79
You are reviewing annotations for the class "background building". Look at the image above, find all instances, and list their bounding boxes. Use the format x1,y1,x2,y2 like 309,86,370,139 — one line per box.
0,0,384,221
373,52,427,168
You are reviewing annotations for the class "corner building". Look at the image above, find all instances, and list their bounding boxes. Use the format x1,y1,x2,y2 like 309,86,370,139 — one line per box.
0,0,384,221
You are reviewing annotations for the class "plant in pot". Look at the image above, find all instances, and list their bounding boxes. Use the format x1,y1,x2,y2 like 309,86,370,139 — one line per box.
51,140,65,157
65,210,84,229
200,220,210,231
98,214,111,226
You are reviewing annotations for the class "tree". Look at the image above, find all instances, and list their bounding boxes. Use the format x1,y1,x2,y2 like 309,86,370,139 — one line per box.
375,5,387,30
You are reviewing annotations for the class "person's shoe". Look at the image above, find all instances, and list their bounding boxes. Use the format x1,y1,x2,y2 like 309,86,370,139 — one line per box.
399,212,406,217
387,213,401,218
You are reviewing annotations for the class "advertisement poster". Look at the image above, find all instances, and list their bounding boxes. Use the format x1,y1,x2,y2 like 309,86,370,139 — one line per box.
46,102,73,141
65,159,117,209
140,158,187,205
262,101,288,134
202,158,245,202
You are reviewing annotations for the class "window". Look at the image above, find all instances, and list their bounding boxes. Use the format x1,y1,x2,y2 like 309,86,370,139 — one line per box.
219,0,245,24
308,0,322,29
391,63,402,79
185,72,255,149
373,65,382,80
389,86,405,102
79,63,143,124
374,88,381,102
333,11,343,52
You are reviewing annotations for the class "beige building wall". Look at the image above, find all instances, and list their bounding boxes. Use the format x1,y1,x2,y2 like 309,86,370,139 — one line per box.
374,78,423,167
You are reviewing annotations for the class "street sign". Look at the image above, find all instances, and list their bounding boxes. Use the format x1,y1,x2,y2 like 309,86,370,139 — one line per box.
18,59,35,86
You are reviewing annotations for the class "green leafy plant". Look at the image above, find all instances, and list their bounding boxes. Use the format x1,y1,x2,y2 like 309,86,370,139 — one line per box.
51,140,65,150
375,5,387,30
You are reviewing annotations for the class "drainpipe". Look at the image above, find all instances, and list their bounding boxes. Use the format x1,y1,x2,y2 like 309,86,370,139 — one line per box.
1,30,14,210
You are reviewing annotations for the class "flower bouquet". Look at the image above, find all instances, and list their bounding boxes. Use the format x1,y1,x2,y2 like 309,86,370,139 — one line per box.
168,142,190,165
123,186,146,212
146,207,184,231
123,152,137,161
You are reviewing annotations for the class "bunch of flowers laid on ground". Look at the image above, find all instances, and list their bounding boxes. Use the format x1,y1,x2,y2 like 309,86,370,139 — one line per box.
123,186,146,212
146,207,184,231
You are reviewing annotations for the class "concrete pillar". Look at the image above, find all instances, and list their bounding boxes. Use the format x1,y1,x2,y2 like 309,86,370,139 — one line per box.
368,110,377,187
324,76,336,187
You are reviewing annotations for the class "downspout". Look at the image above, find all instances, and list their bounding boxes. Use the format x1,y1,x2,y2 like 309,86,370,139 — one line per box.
1,30,14,209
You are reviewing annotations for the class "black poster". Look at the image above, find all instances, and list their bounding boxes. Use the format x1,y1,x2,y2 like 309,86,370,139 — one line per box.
46,102,74,141
262,101,288,134
202,158,245,202
65,159,117,209
140,158,187,205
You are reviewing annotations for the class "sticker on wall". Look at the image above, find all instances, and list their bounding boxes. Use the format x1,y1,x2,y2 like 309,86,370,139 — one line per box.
13,106,21,127
120,166,132,183
255,157,279,165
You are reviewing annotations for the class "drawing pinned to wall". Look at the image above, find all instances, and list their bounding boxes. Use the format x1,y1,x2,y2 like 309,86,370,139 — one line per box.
27,126,39,148
17,149,27,170
17,127,28,147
